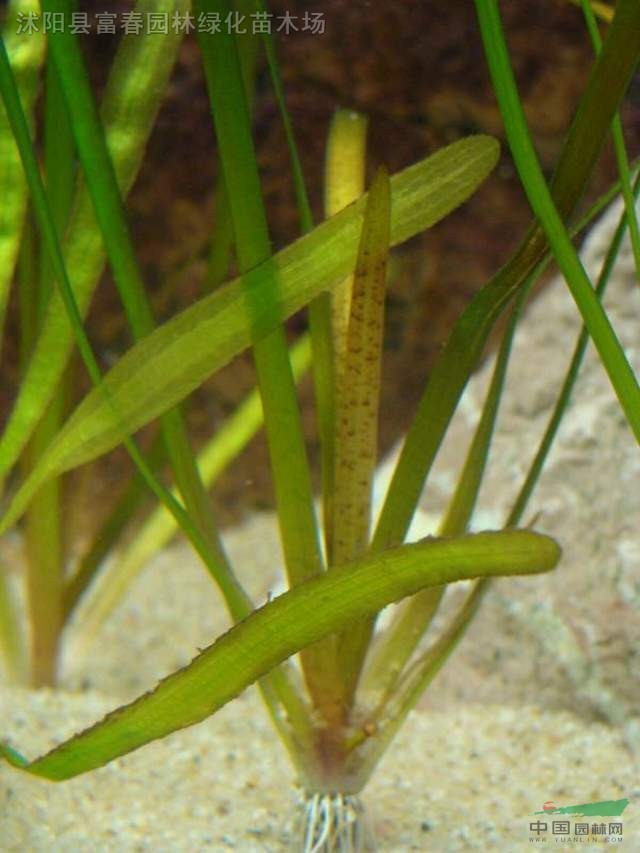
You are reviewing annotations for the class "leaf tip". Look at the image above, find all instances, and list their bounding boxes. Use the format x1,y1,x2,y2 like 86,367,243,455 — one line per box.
0,741,29,769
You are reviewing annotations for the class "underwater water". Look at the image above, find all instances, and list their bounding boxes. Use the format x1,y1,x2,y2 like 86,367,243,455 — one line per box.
1,2,640,850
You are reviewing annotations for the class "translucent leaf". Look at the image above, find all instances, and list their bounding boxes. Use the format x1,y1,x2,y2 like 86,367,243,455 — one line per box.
0,136,499,533
1,529,559,780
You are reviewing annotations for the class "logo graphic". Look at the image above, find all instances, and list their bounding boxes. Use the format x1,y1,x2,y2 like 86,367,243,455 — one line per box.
528,799,629,843
533,798,629,817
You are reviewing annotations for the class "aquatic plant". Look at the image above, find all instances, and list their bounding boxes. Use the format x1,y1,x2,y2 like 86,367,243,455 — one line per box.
0,0,638,849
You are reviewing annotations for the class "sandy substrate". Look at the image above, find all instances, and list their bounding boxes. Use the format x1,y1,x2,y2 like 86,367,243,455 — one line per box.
2,687,638,852
2,199,640,850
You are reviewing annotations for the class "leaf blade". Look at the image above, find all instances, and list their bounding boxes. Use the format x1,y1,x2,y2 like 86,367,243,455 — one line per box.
1,529,559,780
332,168,391,697
0,0,188,480
0,0,45,349
0,136,500,533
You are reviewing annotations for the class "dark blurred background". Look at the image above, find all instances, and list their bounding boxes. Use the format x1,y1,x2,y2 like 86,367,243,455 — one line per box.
2,0,638,530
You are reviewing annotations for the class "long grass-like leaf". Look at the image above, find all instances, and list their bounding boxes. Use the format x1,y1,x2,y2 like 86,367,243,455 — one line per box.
195,0,335,727
580,0,640,279
195,0,324,600
351,576,489,789
362,281,532,703
508,178,640,524
71,335,312,639
366,178,640,761
0,136,499,534
332,168,389,563
0,563,24,682
568,0,613,22
19,1,76,686
373,0,640,551
0,0,44,349
1,530,560,780
332,168,390,699
43,0,234,599
476,0,640,442
0,30,311,753
258,8,338,586
0,0,186,480
0,20,251,625
323,109,369,564
325,111,370,378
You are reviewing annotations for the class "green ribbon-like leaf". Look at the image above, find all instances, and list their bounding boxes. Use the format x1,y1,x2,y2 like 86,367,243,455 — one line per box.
0,0,189,480
0,1,45,343
0,135,499,533
1,529,559,780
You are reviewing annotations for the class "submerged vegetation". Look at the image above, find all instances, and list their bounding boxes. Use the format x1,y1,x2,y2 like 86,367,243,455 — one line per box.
0,0,639,849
